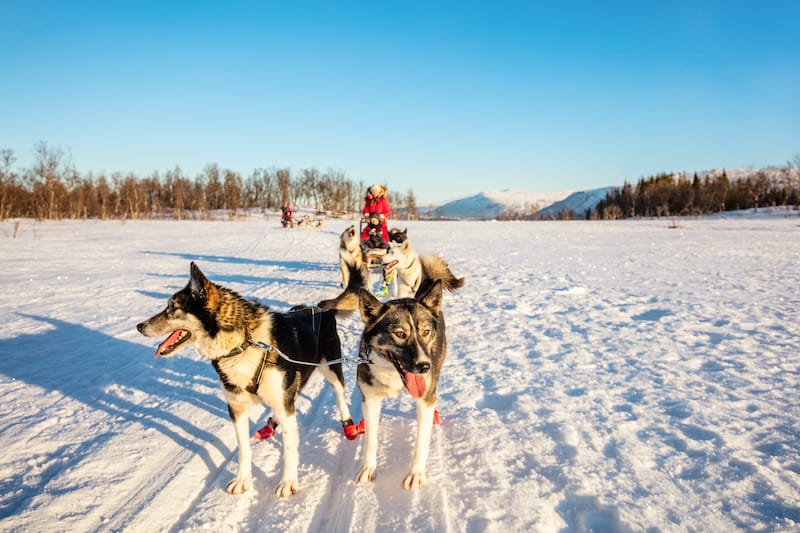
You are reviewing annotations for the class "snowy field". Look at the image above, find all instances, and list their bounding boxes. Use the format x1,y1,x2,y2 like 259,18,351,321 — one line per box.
1,213,799,532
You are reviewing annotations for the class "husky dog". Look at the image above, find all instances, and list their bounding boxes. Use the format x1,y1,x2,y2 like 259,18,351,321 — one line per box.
137,262,359,498
382,239,465,298
339,225,363,287
321,266,461,489
388,227,407,244
299,214,324,230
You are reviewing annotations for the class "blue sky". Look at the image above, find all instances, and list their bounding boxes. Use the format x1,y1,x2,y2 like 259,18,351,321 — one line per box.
2,1,798,204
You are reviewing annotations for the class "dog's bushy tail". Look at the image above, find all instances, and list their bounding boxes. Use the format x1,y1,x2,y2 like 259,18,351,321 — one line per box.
318,264,367,312
420,254,465,293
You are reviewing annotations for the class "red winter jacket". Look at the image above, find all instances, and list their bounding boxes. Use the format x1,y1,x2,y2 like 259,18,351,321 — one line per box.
361,196,391,242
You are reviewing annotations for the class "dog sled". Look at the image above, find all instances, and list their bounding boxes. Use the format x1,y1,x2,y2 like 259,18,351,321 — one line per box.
359,214,391,295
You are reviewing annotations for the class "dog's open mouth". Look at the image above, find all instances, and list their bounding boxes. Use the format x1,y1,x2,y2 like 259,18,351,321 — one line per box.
386,353,428,398
155,329,191,359
383,259,398,271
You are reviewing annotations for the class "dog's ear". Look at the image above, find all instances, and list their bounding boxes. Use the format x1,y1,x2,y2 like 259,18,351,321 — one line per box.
416,279,443,316
358,288,384,324
189,262,213,301
190,262,220,307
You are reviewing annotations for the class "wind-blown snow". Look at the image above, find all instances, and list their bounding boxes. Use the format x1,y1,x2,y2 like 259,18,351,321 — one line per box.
1,214,799,532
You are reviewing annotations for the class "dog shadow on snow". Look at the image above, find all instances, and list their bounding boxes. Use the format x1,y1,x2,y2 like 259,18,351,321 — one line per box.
0,314,230,518
140,252,343,305
142,251,338,278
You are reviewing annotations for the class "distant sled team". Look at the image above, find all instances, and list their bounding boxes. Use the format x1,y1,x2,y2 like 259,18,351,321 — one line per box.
137,225,464,497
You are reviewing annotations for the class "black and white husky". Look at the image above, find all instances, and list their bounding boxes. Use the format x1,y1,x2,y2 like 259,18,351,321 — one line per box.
137,262,359,497
321,264,463,489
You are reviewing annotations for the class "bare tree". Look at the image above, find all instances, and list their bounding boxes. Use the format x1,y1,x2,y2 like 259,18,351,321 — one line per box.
167,167,191,220
404,188,418,220
30,142,72,220
95,175,112,220
277,168,292,205
0,149,18,219
203,163,223,210
223,169,242,215
790,153,800,191
297,168,321,209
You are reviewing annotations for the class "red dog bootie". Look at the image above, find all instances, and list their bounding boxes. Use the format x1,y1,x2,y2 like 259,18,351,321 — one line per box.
253,417,278,440
342,412,437,441
342,417,365,440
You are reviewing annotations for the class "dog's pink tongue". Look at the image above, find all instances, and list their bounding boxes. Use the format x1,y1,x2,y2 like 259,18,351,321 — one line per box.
405,372,427,399
155,330,182,359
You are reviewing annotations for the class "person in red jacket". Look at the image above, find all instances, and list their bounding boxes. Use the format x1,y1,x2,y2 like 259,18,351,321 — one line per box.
280,202,293,227
361,184,391,245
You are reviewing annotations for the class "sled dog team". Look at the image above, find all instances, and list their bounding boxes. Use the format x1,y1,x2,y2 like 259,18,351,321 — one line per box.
137,225,463,497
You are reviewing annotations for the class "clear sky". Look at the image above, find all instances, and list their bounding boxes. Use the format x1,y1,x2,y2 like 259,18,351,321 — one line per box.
2,1,798,204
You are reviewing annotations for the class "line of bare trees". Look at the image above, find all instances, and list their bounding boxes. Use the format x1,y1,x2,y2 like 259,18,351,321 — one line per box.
0,143,419,221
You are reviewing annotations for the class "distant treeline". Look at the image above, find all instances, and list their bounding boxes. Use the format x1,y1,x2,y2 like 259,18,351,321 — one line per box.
498,162,800,221
591,168,800,220
0,143,419,221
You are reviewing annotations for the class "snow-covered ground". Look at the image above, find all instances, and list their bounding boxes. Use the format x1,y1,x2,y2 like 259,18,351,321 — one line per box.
1,213,799,532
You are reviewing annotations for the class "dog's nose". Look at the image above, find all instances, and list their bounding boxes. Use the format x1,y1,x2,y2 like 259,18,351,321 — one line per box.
136,323,144,333
414,361,431,374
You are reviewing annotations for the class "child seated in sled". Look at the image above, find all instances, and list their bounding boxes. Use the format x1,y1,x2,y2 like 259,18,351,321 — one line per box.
362,212,388,250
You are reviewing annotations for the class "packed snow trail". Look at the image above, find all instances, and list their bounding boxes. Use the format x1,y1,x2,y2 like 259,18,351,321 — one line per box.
1,214,799,532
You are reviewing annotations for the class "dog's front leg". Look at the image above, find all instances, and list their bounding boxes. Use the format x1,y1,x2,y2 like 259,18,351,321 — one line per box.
403,399,436,489
340,259,350,288
319,364,353,425
226,401,253,494
356,393,383,483
275,413,300,497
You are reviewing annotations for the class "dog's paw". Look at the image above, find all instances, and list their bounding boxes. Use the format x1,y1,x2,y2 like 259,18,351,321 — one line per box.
226,476,253,495
275,479,298,498
403,470,426,490
355,464,376,484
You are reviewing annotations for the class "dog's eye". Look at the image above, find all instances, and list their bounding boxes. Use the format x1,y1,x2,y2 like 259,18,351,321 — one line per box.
420,328,431,337
393,329,407,339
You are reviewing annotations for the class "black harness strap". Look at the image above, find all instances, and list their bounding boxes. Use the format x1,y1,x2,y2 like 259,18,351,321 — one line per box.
245,347,270,394
215,337,276,395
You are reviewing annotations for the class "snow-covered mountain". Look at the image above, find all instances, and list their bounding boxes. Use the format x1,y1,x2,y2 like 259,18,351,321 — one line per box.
537,187,615,219
419,189,576,219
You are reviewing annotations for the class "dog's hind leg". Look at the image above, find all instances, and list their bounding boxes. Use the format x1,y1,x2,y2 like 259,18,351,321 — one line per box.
356,392,383,483
225,400,254,494
403,399,436,490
